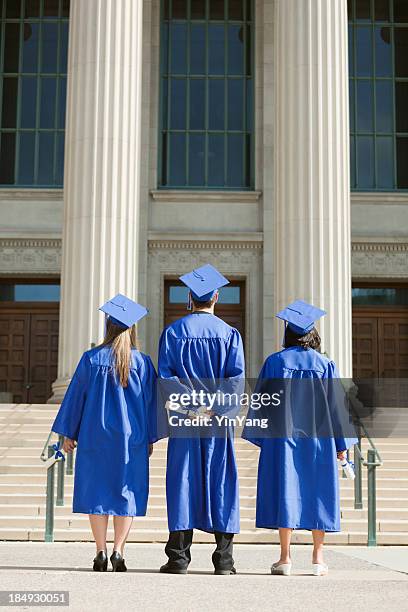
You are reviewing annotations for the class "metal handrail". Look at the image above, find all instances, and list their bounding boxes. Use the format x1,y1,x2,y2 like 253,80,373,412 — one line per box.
347,386,383,547
41,433,75,542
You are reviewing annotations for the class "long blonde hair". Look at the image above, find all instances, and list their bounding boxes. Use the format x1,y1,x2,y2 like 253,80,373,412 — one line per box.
100,319,139,387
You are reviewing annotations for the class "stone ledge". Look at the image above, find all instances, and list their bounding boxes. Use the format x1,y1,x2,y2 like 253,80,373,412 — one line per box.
351,192,408,205
150,189,262,203
0,189,63,201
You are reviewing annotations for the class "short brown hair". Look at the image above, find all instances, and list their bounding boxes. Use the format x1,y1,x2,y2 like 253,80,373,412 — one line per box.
283,326,321,351
191,293,217,310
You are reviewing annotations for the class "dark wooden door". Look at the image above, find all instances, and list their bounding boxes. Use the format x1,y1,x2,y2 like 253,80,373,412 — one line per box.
164,279,246,345
0,308,59,403
352,309,408,378
0,314,31,403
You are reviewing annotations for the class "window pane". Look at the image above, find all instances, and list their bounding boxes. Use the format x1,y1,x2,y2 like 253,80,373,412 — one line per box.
352,287,408,305
169,286,189,303
40,77,56,128
208,134,224,185
189,134,205,185
0,132,16,184
228,78,243,129
357,135,375,187
210,0,225,20
62,0,70,18
394,0,408,22
350,135,356,187
21,76,37,128
376,80,393,132
357,80,373,131
25,0,41,18
374,0,390,20
57,76,67,128
227,133,243,186
43,0,59,18
22,23,39,73
169,133,186,185
246,78,253,131
161,132,168,184
18,132,36,184
189,79,205,129
4,23,20,73
348,24,354,77
190,24,205,74
228,25,244,74
191,0,205,19
0,284,60,302
172,0,187,19
59,21,69,72
356,27,373,76
170,78,186,129
41,23,58,72
6,0,21,18
38,132,55,184
170,23,187,73
246,24,251,76
229,0,244,20
209,24,225,74
356,0,371,20
377,136,394,188
1,77,18,128
219,286,241,303
396,82,408,132
209,79,224,129
375,26,392,76
396,137,408,187
349,81,355,131
395,28,408,77
55,131,64,185
348,0,353,20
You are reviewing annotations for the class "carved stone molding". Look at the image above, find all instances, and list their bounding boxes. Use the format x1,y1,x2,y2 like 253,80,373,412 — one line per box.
352,240,408,278
0,238,62,275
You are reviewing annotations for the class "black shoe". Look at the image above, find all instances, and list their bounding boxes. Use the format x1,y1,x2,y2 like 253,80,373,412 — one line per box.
159,562,188,574
93,550,108,572
110,551,127,572
214,566,237,575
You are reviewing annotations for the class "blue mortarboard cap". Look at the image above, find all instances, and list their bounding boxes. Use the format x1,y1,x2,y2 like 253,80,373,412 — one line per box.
179,264,229,302
276,299,326,335
99,294,148,329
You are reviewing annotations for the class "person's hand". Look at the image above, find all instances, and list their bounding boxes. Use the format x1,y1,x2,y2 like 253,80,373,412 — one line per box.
337,450,347,461
63,437,76,453
149,444,154,457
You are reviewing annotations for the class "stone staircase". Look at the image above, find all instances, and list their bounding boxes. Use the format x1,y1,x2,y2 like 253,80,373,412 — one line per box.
1,404,408,544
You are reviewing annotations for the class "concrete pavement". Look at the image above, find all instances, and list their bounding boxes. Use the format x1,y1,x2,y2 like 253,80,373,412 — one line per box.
0,543,407,611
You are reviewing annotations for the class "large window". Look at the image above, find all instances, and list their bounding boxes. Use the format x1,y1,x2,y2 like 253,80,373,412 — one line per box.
159,0,254,189
349,0,408,190
0,0,69,188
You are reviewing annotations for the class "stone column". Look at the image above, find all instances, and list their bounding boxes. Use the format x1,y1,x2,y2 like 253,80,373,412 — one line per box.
273,0,352,376
51,0,144,401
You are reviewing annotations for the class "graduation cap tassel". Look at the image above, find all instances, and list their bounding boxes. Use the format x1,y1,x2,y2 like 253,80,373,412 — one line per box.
187,292,192,311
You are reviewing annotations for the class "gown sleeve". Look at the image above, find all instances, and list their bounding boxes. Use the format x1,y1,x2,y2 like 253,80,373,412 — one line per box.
325,360,358,452
158,327,194,409
140,354,166,444
51,353,90,441
213,328,246,417
241,359,270,446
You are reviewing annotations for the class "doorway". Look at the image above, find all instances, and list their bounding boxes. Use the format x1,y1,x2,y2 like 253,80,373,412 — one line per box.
0,280,60,403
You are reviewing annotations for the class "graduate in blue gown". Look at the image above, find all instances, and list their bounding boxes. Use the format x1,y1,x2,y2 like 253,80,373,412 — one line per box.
158,264,245,575
52,295,160,572
242,300,357,576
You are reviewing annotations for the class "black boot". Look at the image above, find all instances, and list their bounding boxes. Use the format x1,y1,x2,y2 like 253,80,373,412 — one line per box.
93,550,108,572
110,551,127,572
159,562,188,575
214,567,237,575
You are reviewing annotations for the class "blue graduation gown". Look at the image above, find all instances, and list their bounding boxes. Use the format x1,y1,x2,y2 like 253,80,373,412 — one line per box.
159,313,245,533
242,346,357,532
52,347,159,516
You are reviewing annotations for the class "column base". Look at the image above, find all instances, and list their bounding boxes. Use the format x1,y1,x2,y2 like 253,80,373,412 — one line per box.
48,377,71,404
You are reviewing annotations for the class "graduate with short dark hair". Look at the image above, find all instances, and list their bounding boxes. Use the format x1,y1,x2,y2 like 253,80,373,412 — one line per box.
158,264,245,575
243,300,357,577
52,295,159,572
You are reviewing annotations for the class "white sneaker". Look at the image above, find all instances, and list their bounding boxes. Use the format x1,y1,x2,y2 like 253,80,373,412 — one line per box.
271,562,292,576
312,563,328,576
